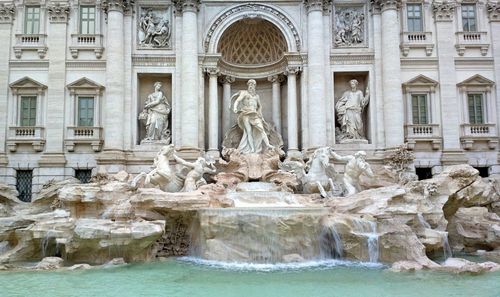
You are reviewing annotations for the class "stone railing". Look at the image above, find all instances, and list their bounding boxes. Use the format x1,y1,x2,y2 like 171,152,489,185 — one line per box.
69,34,104,59
400,32,434,56
13,34,48,59
65,126,103,152
7,126,45,152
405,124,441,150
455,32,489,56
461,123,498,149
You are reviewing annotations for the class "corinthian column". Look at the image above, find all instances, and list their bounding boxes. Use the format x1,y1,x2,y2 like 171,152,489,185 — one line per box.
305,0,327,150
377,0,404,148
432,1,467,164
221,75,235,136
268,75,284,132
206,67,219,157
39,2,70,167
486,2,500,163
175,0,200,155
102,0,127,152
286,66,300,156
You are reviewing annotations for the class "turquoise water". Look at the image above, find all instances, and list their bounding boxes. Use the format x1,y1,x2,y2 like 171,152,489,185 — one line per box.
0,258,499,297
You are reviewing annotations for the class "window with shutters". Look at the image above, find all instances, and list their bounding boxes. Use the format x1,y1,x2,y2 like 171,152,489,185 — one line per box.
407,4,423,32
411,94,428,124
468,93,484,124
78,96,95,127
24,6,41,34
20,96,37,126
80,6,96,35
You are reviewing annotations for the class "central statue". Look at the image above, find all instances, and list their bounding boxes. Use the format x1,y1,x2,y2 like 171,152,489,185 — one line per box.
222,79,283,155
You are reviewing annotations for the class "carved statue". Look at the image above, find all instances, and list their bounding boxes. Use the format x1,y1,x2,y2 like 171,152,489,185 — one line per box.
335,79,369,142
222,79,283,154
334,8,365,47
139,8,171,48
173,154,217,192
279,147,342,196
330,150,374,196
130,144,184,192
139,82,171,143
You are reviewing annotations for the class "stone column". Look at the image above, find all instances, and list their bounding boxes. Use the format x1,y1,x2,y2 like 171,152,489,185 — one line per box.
486,2,500,163
221,75,235,136
432,1,467,164
379,0,404,148
0,4,15,166
305,0,327,149
268,75,283,132
286,67,300,156
102,0,126,152
176,0,200,155
39,3,70,167
206,67,219,157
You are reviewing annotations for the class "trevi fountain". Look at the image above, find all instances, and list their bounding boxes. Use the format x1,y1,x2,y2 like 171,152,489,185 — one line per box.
1,80,499,296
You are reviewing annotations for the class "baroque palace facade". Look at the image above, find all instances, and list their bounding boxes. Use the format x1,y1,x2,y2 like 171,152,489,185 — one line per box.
0,0,499,201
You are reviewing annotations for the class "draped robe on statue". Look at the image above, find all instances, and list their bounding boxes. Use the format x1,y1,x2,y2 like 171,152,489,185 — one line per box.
335,89,369,140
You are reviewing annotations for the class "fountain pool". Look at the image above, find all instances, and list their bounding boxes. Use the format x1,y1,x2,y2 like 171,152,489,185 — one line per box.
0,259,499,297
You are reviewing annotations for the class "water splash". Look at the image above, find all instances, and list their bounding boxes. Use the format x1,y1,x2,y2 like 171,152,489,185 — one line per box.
320,224,343,259
41,230,57,257
352,219,379,263
441,232,452,260
417,213,431,229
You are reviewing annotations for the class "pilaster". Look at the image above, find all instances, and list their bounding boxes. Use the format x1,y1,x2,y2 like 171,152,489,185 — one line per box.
487,2,500,163
285,66,301,157
0,3,14,155
205,66,220,158
268,75,284,132
221,75,235,136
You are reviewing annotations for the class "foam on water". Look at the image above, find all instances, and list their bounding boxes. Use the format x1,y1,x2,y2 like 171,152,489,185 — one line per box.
178,257,384,272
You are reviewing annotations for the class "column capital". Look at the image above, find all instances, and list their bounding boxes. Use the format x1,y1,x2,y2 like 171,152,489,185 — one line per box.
486,1,500,22
268,74,285,84
304,0,327,13
285,66,302,75
370,0,382,14
100,0,134,14
0,3,15,24
204,66,220,76
432,1,456,22
380,0,401,12
220,75,235,84
174,0,200,14
47,2,70,23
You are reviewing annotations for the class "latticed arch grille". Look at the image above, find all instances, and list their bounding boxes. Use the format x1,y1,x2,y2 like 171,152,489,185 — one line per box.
217,19,288,65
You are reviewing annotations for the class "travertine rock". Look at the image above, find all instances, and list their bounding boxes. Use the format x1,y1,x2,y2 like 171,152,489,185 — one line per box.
438,257,500,274
35,257,64,270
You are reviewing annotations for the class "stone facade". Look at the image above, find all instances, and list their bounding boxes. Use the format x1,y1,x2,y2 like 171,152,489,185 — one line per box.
0,0,499,199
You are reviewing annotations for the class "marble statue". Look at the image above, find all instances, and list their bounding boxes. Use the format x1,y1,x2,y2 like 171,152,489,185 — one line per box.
334,7,365,47
335,79,369,142
130,144,184,192
330,150,374,196
139,82,171,143
138,8,171,48
173,154,217,192
223,80,282,154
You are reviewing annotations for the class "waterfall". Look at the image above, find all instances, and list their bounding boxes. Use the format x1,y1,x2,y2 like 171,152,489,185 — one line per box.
352,219,379,263
441,232,452,260
0,241,8,255
320,224,343,259
41,230,57,257
417,213,431,229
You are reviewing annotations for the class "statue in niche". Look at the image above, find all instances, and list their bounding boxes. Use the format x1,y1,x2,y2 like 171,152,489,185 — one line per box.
222,79,283,155
139,82,171,143
330,150,374,196
334,7,365,47
335,79,369,143
138,8,171,48
173,154,217,192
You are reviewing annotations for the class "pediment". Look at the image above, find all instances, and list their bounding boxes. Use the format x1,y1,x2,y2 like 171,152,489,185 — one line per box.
9,77,47,90
67,77,104,90
457,74,495,87
402,75,439,88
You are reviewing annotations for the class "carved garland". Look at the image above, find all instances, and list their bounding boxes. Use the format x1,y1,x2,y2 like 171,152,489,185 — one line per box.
432,1,456,21
0,3,15,24
486,1,500,21
204,3,301,53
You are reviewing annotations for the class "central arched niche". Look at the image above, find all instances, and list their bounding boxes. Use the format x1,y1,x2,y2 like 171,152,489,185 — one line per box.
217,19,288,66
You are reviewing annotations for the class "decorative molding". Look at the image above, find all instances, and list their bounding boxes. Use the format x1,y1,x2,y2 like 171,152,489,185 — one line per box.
100,0,135,14
369,0,382,14
219,75,235,84
9,60,50,68
67,77,105,95
380,0,401,11
333,5,366,48
47,2,70,23
204,3,301,53
402,74,439,92
457,74,495,89
486,1,500,21
0,3,15,24
330,53,374,64
432,1,456,21
131,54,176,66
9,76,47,94
137,6,172,49
66,60,107,69
172,0,200,14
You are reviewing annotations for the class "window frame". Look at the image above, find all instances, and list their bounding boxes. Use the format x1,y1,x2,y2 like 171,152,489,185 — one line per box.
467,93,485,124
16,169,33,202
77,96,95,127
406,3,423,32
24,5,41,35
79,5,96,35
461,3,477,32
20,95,37,127
411,93,429,124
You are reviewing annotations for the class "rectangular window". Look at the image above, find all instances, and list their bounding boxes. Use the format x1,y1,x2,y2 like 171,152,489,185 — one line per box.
468,94,484,124
462,4,477,32
24,6,40,34
20,96,37,126
16,170,33,202
75,169,92,184
407,4,423,32
411,94,428,124
78,97,94,127
80,6,96,34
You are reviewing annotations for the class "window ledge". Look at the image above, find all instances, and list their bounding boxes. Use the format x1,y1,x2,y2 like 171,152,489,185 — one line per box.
400,32,434,56
405,124,442,150
69,34,104,59
13,34,48,59
455,32,489,56
7,126,45,152
65,126,103,152
460,123,498,149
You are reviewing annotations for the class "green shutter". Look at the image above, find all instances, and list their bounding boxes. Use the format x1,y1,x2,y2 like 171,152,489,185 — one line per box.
80,6,96,34
78,97,94,126
20,96,36,126
25,6,40,34
468,94,484,124
411,94,428,124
